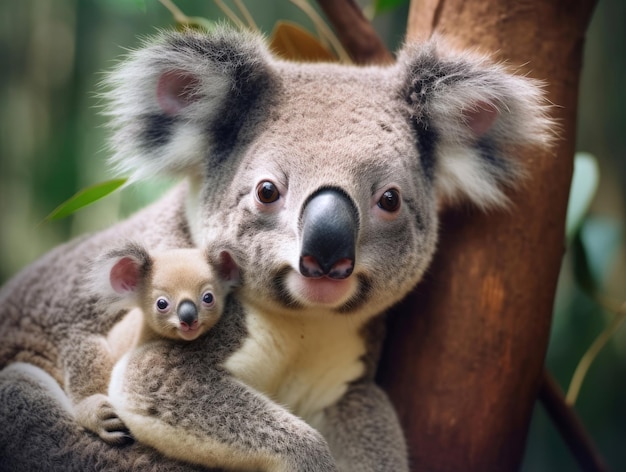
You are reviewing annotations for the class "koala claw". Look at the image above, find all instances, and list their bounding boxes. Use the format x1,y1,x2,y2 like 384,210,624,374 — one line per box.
98,408,134,446
75,393,134,446
100,429,134,446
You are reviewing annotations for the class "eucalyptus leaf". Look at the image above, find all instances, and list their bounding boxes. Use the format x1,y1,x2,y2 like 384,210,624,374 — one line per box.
43,178,128,222
579,217,624,288
269,21,336,62
565,152,599,244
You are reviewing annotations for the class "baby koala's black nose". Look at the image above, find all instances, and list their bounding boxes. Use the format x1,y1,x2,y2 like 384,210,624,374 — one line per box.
177,300,198,326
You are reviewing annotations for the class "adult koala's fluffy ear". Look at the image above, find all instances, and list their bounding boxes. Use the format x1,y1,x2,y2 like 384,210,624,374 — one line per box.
104,27,274,181
397,38,555,209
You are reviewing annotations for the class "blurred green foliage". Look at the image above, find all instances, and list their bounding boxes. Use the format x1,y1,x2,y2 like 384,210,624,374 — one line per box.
0,0,624,470
373,0,409,15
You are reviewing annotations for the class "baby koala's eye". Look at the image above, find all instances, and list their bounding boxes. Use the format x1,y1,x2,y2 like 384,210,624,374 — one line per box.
202,291,215,307
156,297,170,313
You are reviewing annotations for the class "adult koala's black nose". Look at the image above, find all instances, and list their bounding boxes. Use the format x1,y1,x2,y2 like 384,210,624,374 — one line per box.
299,188,358,280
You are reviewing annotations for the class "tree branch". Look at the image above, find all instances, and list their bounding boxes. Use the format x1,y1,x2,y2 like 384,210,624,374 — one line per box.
540,370,609,472
314,0,393,65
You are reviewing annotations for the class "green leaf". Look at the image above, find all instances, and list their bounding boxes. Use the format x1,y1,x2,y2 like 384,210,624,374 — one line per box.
565,152,599,245
374,0,409,15
43,178,128,222
572,217,624,294
579,217,624,287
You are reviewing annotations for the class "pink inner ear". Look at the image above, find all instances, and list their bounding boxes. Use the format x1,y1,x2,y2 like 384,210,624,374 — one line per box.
110,257,140,294
218,251,240,285
156,70,200,115
464,101,499,136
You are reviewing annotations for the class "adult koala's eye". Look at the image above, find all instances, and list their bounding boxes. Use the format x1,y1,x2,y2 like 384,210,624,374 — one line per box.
256,181,280,204
156,297,170,313
378,189,401,212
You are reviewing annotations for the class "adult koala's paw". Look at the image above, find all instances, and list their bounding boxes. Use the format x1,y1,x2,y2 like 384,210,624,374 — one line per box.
74,393,134,446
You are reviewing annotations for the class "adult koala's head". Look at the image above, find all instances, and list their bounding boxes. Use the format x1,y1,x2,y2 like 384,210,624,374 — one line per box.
106,27,552,321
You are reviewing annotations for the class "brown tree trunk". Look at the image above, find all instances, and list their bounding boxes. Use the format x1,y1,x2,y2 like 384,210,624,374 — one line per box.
377,1,597,471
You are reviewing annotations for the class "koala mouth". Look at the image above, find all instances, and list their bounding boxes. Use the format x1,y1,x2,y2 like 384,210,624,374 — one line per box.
269,266,372,314
286,271,357,308
177,327,203,341
176,321,205,341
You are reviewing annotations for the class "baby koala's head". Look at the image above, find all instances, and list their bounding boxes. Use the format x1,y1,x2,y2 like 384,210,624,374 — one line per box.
92,242,240,341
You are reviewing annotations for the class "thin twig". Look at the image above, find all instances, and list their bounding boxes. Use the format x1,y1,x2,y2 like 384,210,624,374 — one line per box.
566,300,626,405
159,0,190,24
213,0,247,30
289,0,352,63
158,0,214,31
289,0,331,49
233,0,259,31
540,371,609,472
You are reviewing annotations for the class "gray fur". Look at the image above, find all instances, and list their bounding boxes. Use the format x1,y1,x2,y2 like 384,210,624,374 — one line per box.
0,363,212,472
104,28,276,181
0,27,553,471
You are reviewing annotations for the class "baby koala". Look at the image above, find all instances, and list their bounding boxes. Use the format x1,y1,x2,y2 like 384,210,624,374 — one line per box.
76,242,239,445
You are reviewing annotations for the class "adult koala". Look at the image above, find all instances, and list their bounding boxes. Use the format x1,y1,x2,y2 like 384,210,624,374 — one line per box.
0,27,552,471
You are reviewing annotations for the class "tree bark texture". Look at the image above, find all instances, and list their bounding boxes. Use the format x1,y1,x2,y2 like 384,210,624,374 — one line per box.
377,1,597,471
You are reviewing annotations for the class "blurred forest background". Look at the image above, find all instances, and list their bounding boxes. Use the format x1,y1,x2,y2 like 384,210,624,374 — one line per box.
0,0,624,470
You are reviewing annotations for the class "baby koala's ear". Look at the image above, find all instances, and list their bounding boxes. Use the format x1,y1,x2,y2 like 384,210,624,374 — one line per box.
88,242,152,311
109,256,143,294
396,37,555,209
216,250,240,289
205,245,241,290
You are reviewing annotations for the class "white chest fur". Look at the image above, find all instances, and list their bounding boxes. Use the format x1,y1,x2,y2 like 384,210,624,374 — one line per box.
223,307,367,428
